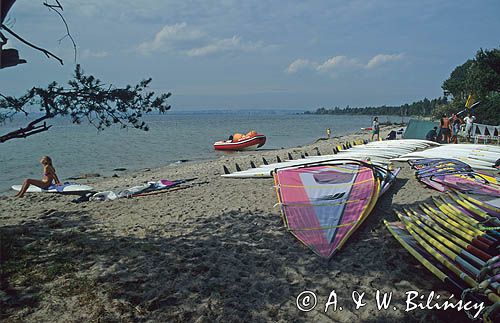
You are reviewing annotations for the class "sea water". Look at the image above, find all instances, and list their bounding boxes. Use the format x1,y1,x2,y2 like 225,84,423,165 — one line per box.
0,110,407,193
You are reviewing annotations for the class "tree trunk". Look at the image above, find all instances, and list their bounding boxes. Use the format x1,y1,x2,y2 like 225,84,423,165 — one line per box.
1,0,17,24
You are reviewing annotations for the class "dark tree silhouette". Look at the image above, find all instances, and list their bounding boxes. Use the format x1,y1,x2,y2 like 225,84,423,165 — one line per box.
0,1,173,142
1,0,75,67
441,47,500,124
0,65,171,142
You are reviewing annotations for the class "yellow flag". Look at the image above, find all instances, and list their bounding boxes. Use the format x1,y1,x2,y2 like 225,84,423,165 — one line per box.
465,94,475,108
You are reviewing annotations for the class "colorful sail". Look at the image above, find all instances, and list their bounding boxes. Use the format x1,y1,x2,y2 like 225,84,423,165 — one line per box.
429,173,500,196
274,161,389,259
410,158,500,197
387,187,500,322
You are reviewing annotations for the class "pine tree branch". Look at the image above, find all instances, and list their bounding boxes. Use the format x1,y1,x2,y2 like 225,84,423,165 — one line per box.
43,1,77,62
0,114,53,142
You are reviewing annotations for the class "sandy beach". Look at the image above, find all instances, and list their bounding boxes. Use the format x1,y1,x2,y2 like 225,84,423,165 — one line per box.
0,127,474,322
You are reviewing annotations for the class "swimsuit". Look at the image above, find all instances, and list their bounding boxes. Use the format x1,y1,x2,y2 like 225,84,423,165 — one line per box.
440,118,451,136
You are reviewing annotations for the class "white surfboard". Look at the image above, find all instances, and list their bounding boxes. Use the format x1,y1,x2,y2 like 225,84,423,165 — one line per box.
221,139,440,178
11,182,94,193
222,157,391,178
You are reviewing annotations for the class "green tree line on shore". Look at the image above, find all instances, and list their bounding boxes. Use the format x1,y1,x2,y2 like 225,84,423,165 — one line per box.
308,47,500,125
306,97,448,117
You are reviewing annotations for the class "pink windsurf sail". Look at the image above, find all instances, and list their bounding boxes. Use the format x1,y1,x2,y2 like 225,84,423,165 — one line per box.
430,174,500,196
274,163,379,259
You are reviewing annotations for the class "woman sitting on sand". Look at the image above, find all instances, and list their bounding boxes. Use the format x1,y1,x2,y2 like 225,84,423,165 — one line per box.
15,156,61,198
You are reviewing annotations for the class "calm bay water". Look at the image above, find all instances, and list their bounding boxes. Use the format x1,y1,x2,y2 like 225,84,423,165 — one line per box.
0,110,407,193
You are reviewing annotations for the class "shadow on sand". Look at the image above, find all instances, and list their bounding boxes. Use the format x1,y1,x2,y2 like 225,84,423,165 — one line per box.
0,186,477,322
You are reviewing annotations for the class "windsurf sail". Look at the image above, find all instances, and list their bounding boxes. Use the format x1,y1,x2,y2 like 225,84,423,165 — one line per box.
410,158,500,197
273,160,395,259
429,174,500,196
386,190,500,322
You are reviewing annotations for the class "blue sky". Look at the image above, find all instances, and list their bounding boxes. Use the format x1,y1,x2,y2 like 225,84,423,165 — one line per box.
1,0,499,110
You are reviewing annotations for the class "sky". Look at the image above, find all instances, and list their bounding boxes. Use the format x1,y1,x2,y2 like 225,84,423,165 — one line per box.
1,0,499,110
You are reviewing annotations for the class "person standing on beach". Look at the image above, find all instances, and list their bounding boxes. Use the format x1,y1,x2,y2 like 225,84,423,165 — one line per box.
15,156,61,198
371,117,380,141
451,114,463,144
439,114,451,143
326,127,331,138
463,113,476,142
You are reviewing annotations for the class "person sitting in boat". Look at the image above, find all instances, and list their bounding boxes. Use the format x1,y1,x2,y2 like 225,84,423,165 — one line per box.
15,156,61,198
425,126,438,142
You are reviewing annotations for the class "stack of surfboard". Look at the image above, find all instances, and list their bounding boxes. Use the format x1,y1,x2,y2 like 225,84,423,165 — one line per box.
409,158,500,195
392,144,500,171
274,159,400,259
222,139,438,178
386,192,500,321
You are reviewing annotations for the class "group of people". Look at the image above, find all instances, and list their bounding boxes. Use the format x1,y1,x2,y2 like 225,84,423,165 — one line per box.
426,113,476,143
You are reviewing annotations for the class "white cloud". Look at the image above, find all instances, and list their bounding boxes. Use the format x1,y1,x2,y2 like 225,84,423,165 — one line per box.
366,53,404,69
285,56,359,75
186,36,264,57
137,23,204,54
138,23,265,57
286,53,404,76
285,59,313,74
80,49,109,59
315,56,359,72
